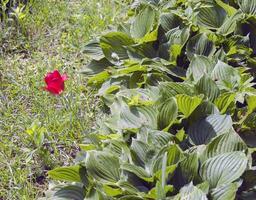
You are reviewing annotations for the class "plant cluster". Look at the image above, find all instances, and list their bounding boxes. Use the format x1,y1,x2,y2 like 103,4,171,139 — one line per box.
45,0,256,199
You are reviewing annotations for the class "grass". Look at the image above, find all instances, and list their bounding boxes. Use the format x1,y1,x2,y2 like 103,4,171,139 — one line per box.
0,0,128,199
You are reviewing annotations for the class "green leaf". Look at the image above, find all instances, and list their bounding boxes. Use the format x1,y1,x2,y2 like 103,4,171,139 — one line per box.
214,92,236,114
45,184,85,200
195,75,220,102
186,55,215,81
189,101,219,123
119,196,143,200
197,3,227,29
48,165,86,183
100,32,134,63
127,42,158,60
147,130,175,147
130,6,155,39
147,184,173,199
167,26,190,47
167,144,184,166
103,185,123,197
122,163,153,182
186,33,216,60
107,99,158,131
160,13,182,32
200,152,248,188
211,182,242,200
211,60,240,83
116,64,147,75
118,181,140,194
174,183,208,200
202,130,247,160
180,152,199,182
137,28,158,43
218,11,243,35
81,58,112,75
87,71,110,86
131,139,153,166
188,114,233,145
176,94,203,118
247,95,256,114
159,82,194,99
86,151,120,183
238,0,256,16
215,0,237,16
83,39,104,60
170,44,182,63
157,97,178,130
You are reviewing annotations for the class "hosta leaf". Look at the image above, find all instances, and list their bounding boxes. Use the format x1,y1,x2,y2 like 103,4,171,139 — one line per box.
159,82,194,99
186,33,216,60
211,181,242,200
160,13,182,32
107,99,158,131
119,196,143,200
211,60,240,83
238,0,256,16
100,32,134,63
215,0,237,16
188,114,233,145
195,75,220,102
186,55,215,81
45,184,85,200
118,86,160,103
122,163,153,182
197,4,227,29
131,139,153,166
87,71,110,86
83,39,104,60
154,165,177,182
137,28,158,43
48,165,86,183
218,11,243,35
137,106,159,129
247,95,256,114
173,182,208,200
169,44,182,63
127,42,158,60
85,151,120,183
180,152,199,182
130,6,155,39
214,92,236,114
97,78,123,97
151,145,179,174
202,130,247,160
157,97,178,130
147,130,175,147
197,182,210,194
118,181,140,194
189,101,219,123
81,58,112,75
116,64,147,75
103,185,123,197
85,188,105,200
176,94,202,118
147,184,174,199
167,144,184,165
167,26,190,47
200,152,248,188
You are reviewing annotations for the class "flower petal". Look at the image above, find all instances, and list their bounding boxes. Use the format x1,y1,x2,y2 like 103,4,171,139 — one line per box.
61,73,68,81
43,70,67,95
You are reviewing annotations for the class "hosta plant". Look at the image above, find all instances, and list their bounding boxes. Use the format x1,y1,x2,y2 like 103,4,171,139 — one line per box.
44,0,256,199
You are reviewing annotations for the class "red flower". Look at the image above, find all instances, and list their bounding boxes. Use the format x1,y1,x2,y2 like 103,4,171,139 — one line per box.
44,70,68,95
